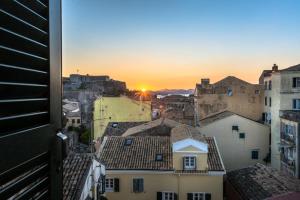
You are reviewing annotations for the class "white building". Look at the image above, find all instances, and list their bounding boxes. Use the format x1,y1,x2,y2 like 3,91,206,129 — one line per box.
63,99,82,128
198,111,270,171
260,64,300,169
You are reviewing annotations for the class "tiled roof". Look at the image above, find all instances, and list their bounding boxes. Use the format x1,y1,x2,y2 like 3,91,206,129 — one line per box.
99,136,173,170
199,111,235,126
170,124,206,143
99,136,225,172
281,64,300,72
227,163,300,200
63,153,92,200
103,121,147,137
206,137,224,171
122,118,181,136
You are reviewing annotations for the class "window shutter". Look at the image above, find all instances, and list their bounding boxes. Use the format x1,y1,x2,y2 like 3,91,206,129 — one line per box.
133,179,137,192
183,157,185,170
157,192,162,200
187,193,193,200
174,193,178,200
293,99,296,109
140,179,144,192
293,78,297,88
205,193,211,200
114,178,119,192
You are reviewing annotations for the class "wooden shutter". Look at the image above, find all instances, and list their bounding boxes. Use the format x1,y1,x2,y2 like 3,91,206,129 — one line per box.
0,0,62,199
133,179,138,192
187,193,193,200
139,179,144,192
157,192,162,200
174,193,178,200
205,193,211,200
114,178,119,192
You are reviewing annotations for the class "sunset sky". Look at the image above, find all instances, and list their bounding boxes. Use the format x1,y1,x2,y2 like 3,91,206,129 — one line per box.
62,0,300,90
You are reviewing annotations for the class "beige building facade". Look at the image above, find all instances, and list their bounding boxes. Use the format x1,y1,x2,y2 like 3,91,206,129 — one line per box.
99,121,225,200
199,111,270,171
260,64,300,169
194,76,264,124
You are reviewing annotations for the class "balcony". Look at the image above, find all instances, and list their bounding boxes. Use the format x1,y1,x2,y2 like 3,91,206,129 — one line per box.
280,132,296,145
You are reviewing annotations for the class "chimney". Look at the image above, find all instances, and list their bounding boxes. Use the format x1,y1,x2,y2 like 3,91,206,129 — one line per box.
201,78,210,86
272,64,278,72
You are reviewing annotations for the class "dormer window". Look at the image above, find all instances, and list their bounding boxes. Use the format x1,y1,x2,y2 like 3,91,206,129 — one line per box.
112,123,118,128
124,138,133,146
184,156,196,170
156,154,163,161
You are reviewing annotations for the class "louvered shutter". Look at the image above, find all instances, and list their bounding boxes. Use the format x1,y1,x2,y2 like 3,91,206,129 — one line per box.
0,0,62,199
114,178,119,192
157,192,162,200
205,193,211,200
187,193,193,200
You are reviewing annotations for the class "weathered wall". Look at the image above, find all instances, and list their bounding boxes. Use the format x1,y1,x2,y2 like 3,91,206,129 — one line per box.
105,172,223,200
199,114,270,171
194,77,264,122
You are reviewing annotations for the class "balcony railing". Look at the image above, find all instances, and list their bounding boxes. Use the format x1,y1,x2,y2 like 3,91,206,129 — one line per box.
280,132,296,145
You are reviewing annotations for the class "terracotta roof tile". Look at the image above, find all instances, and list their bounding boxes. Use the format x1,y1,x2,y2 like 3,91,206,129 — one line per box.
63,153,92,200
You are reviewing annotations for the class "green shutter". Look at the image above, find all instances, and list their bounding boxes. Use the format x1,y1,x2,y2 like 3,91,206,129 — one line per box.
157,192,162,200
205,193,211,200
114,178,119,192
187,193,193,200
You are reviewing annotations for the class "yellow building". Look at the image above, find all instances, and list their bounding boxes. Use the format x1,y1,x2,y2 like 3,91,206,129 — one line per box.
99,120,225,200
93,96,151,139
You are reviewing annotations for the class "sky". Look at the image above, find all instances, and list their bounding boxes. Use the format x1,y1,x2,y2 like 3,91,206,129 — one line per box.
62,0,300,90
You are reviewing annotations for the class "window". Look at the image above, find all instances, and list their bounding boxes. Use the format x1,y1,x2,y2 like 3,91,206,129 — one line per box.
105,178,114,192
184,156,196,170
187,193,211,200
227,88,233,96
239,133,245,139
268,80,272,90
292,77,300,88
77,119,80,124
133,178,144,193
293,99,300,110
264,81,268,90
251,150,259,159
265,97,267,106
232,125,239,131
156,154,163,161
72,119,75,124
163,192,175,200
269,97,272,107
124,138,133,146
105,178,119,192
112,122,118,128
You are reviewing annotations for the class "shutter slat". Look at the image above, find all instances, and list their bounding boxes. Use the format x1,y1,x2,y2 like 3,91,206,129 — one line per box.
1,1,47,31
0,163,49,199
1,28,48,58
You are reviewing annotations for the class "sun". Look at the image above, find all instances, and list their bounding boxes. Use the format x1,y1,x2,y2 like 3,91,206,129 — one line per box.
141,88,146,92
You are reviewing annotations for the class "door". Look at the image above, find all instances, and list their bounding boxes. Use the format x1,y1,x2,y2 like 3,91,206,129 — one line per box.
0,0,63,199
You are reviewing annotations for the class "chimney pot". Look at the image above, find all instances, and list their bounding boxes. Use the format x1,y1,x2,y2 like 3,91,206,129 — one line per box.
272,64,278,72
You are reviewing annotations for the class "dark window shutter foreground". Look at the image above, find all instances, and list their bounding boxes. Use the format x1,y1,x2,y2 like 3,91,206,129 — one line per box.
205,193,212,200
174,193,178,200
0,0,63,199
114,178,119,192
157,192,162,200
187,193,193,200
293,78,297,88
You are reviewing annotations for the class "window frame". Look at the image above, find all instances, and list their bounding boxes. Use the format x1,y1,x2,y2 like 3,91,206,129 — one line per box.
293,99,300,110
184,156,196,170
156,153,163,161
105,178,114,192
162,192,175,200
132,178,144,193
251,150,259,160
292,77,300,88
239,133,245,139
